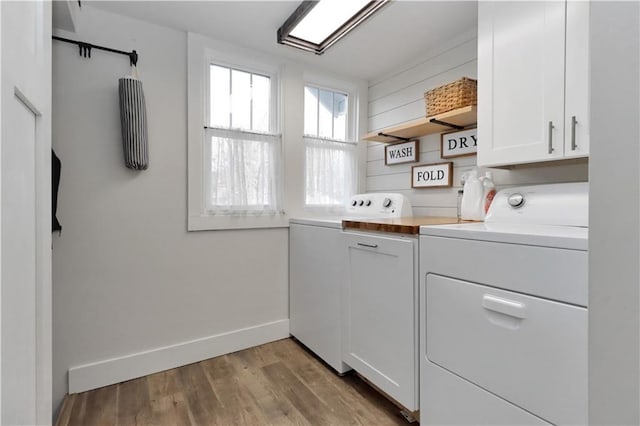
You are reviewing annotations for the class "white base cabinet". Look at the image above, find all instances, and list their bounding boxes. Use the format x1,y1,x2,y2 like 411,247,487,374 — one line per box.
342,231,418,411
478,1,589,167
290,223,350,374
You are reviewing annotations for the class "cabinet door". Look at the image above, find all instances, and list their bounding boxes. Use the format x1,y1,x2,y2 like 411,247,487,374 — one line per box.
478,1,566,167
289,224,349,373
564,0,590,158
343,232,417,410
1,1,52,424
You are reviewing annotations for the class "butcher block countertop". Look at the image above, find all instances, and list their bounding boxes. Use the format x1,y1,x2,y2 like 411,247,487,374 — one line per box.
342,216,460,235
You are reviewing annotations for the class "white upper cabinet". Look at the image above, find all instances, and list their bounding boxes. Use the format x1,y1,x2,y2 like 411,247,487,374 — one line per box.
564,1,590,159
478,1,589,167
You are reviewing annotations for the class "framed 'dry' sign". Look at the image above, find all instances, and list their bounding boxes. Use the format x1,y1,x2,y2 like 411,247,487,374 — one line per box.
411,162,453,188
441,127,477,158
385,140,418,165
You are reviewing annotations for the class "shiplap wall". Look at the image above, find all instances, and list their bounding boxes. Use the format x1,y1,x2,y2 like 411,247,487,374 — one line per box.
366,30,588,217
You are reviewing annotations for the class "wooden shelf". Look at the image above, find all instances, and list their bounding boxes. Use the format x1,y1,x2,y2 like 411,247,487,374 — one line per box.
363,105,477,143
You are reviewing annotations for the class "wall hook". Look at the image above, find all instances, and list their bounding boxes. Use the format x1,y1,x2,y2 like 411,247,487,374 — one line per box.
78,42,91,58
129,50,138,67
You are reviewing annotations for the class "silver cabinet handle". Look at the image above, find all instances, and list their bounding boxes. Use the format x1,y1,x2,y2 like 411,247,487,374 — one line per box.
571,116,577,151
482,294,527,319
548,121,554,154
357,242,378,249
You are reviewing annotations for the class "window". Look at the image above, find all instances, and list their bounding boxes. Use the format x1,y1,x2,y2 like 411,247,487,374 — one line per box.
187,33,285,230
208,65,270,132
205,64,281,214
303,85,357,208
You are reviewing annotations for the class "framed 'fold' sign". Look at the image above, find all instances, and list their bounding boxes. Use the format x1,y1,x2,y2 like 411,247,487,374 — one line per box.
412,162,453,188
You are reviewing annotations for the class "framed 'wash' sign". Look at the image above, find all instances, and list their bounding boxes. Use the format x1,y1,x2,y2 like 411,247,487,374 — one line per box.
385,140,418,165
411,162,453,188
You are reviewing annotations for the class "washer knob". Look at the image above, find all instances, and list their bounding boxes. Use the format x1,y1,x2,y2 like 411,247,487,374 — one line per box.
383,198,392,208
358,200,364,206
508,193,525,208
365,200,372,206
351,200,357,207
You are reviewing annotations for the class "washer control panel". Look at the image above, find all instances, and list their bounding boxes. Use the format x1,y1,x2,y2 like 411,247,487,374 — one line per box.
345,193,413,218
485,182,588,227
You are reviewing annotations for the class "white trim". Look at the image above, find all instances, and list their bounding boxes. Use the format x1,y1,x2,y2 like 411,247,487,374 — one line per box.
68,319,290,394
14,87,42,116
189,214,288,231
0,3,3,419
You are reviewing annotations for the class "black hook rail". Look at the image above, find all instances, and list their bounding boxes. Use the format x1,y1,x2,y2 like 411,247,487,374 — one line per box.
53,36,138,66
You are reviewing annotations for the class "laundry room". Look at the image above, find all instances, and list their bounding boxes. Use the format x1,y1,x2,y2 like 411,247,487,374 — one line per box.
1,1,639,425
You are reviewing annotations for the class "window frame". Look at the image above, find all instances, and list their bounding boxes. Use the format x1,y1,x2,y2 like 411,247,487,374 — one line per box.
302,77,359,211
205,61,278,134
188,32,287,231
304,81,356,142
303,84,350,141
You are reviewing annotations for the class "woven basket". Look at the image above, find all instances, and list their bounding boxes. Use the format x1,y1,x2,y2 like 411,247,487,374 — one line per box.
424,77,477,117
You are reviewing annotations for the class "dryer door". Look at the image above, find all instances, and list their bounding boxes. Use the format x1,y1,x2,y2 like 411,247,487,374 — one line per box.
426,274,587,425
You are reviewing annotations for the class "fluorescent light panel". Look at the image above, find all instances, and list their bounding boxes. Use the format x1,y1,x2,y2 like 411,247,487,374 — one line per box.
277,0,389,55
289,0,371,44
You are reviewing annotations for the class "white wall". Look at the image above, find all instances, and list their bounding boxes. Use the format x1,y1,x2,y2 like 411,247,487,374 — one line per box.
366,30,588,215
51,6,366,415
588,2,640,424
52,7,288,411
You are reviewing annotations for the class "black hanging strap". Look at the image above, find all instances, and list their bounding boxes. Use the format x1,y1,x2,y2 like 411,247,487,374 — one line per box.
52,149,62,234
53,36,139,66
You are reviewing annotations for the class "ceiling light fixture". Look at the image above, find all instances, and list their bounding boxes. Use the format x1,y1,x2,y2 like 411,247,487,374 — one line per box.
277,0,390,55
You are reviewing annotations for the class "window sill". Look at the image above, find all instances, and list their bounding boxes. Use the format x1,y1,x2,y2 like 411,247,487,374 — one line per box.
188,213,289,231
303,205,346,215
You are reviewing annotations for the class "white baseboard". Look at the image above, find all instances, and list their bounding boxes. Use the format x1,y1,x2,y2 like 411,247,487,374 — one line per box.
68,319,290,394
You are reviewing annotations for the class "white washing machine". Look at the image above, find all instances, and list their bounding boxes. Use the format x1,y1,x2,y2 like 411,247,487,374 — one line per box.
419,182,588,425
289,193,412,375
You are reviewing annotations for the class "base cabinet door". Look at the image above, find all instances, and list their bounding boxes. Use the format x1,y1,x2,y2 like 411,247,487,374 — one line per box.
342,232,417,410
289,224,350,374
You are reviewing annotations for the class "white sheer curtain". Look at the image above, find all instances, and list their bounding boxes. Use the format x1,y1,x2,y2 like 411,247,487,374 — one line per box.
304,136,357,209
205,127,282,215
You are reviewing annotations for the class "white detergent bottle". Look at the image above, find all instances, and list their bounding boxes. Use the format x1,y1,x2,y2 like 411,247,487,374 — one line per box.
482,171,497,215
461,168,485,221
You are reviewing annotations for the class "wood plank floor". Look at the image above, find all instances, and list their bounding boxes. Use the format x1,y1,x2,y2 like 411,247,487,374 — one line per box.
56,338,408,426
